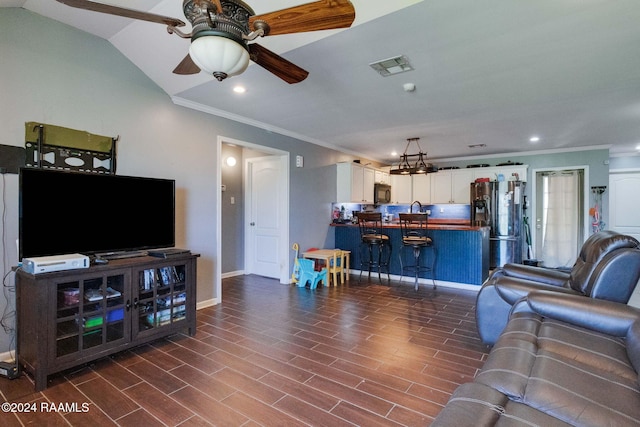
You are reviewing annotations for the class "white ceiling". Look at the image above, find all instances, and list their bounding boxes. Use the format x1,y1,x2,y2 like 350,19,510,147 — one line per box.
4,0,640,163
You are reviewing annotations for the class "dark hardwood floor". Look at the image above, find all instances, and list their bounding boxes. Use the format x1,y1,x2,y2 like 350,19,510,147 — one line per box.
0,274,489,426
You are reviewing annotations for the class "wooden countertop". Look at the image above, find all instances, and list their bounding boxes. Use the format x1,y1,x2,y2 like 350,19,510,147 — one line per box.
331,218,487,231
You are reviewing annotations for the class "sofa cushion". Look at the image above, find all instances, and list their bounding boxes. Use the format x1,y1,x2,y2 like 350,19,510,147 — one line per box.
431,382,572,426
569,231,638,294
475,312,640,426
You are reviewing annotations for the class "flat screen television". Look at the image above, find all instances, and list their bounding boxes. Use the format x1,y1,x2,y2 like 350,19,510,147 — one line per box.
19,168,175,260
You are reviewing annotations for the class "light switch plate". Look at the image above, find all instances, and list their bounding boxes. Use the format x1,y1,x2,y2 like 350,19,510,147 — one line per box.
296,155,304,168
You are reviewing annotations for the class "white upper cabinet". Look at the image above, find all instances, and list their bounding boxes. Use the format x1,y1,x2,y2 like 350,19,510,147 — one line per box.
389,174,413,204
362,167,375,203
336,162,375,203
451,170,474,203
412,174,432,204
338,163,529,205
431,169,474,204
374,170,390,184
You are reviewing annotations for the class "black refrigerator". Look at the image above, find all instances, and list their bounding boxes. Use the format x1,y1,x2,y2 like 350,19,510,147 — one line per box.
471,180,526,268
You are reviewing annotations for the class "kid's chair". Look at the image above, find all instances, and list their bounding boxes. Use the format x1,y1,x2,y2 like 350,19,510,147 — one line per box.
296,258,327,289
326,250,348,286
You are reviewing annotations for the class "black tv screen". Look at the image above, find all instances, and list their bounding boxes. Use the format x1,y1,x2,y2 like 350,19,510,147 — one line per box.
19,168,175,259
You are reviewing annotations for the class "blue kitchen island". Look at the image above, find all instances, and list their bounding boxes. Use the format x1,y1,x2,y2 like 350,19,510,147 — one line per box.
333,222,490,286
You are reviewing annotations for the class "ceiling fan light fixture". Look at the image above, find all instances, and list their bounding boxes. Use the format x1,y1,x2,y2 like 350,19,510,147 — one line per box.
53,0,355,83
189,35,250,81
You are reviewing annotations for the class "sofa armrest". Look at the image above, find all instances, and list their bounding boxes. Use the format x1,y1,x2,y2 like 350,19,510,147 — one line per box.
494,277,579,305
523,291,640,337
495,263,570,286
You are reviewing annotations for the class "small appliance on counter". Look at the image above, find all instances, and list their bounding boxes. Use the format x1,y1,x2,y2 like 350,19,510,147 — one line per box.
332,203,361,223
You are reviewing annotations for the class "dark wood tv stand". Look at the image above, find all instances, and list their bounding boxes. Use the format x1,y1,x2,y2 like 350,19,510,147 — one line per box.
16,253,198,391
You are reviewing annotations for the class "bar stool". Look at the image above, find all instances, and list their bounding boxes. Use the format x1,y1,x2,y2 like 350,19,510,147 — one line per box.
356,212,391,283
398,213,436,291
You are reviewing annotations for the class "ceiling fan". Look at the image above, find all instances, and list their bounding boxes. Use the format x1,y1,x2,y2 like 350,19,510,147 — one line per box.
55,0,356,83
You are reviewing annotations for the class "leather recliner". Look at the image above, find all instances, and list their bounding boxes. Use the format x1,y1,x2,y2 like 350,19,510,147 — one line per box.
476,230,640,345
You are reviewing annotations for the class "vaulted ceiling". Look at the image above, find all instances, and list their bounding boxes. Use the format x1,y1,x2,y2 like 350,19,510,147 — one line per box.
4,0,640,163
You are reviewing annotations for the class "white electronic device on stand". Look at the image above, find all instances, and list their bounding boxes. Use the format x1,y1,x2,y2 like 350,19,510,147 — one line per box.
22,253,90,274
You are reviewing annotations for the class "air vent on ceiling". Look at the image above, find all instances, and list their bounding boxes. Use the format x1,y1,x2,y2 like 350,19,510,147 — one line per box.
369,55,414,77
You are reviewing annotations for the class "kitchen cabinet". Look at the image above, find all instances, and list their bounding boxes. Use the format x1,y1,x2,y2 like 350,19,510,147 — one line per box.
431,169,474,203
412,174,432,204
374,170,390,184
389,174,413,204
336,162,375,203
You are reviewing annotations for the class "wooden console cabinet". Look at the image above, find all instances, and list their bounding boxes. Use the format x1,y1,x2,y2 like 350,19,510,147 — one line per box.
16,253,198,391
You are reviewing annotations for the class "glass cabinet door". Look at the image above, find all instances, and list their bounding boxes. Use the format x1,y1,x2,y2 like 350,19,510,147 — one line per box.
135,264,187,336
55,271,129,360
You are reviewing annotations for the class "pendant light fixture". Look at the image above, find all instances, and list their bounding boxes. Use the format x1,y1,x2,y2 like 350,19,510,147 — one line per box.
390,138,437,175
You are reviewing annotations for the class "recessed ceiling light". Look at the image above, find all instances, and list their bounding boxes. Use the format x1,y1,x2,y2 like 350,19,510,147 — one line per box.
233,85,246,94
529,136,541,143
391,151,398,156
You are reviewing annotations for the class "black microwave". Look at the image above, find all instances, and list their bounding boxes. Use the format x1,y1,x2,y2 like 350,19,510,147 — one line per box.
374,183,392,204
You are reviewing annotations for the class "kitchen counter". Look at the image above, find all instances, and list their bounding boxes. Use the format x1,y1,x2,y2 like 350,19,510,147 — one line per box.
332,222,490,285
331,218,481,231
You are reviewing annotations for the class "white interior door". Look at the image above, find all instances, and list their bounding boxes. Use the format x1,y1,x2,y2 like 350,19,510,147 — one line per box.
246,156,284,279
610,171,640,240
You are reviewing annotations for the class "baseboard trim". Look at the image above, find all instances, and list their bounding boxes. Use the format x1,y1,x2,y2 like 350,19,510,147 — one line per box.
196,298,218,310
221,270,245,279
349,269,482,292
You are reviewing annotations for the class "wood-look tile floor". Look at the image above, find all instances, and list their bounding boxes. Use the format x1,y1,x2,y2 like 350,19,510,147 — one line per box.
0,275,490,426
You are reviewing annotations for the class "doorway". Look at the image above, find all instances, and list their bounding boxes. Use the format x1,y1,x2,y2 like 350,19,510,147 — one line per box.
216,136,290,303
245,155,288,279
531,166,588,268
609,171,640,240
610,170,640,307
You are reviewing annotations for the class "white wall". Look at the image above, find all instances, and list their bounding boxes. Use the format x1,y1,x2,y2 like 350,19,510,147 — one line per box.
0,8,223,353
0,8,365,355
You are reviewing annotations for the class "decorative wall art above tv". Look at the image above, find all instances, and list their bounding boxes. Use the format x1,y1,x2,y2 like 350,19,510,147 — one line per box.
24,122,118,174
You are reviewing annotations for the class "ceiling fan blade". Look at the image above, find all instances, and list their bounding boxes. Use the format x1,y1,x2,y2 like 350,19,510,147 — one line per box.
248,44,309,84
55,0,186,28
173,54,201,75
249,0,355,36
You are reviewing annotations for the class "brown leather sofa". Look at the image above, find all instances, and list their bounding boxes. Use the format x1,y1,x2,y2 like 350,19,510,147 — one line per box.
476,230,640,345
432,291,640,426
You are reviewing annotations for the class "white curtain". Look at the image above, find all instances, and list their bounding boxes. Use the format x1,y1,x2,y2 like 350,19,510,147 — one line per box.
540,171,580,268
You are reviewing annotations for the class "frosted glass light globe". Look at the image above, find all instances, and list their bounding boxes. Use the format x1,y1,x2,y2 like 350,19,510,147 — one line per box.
189,36,250,81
